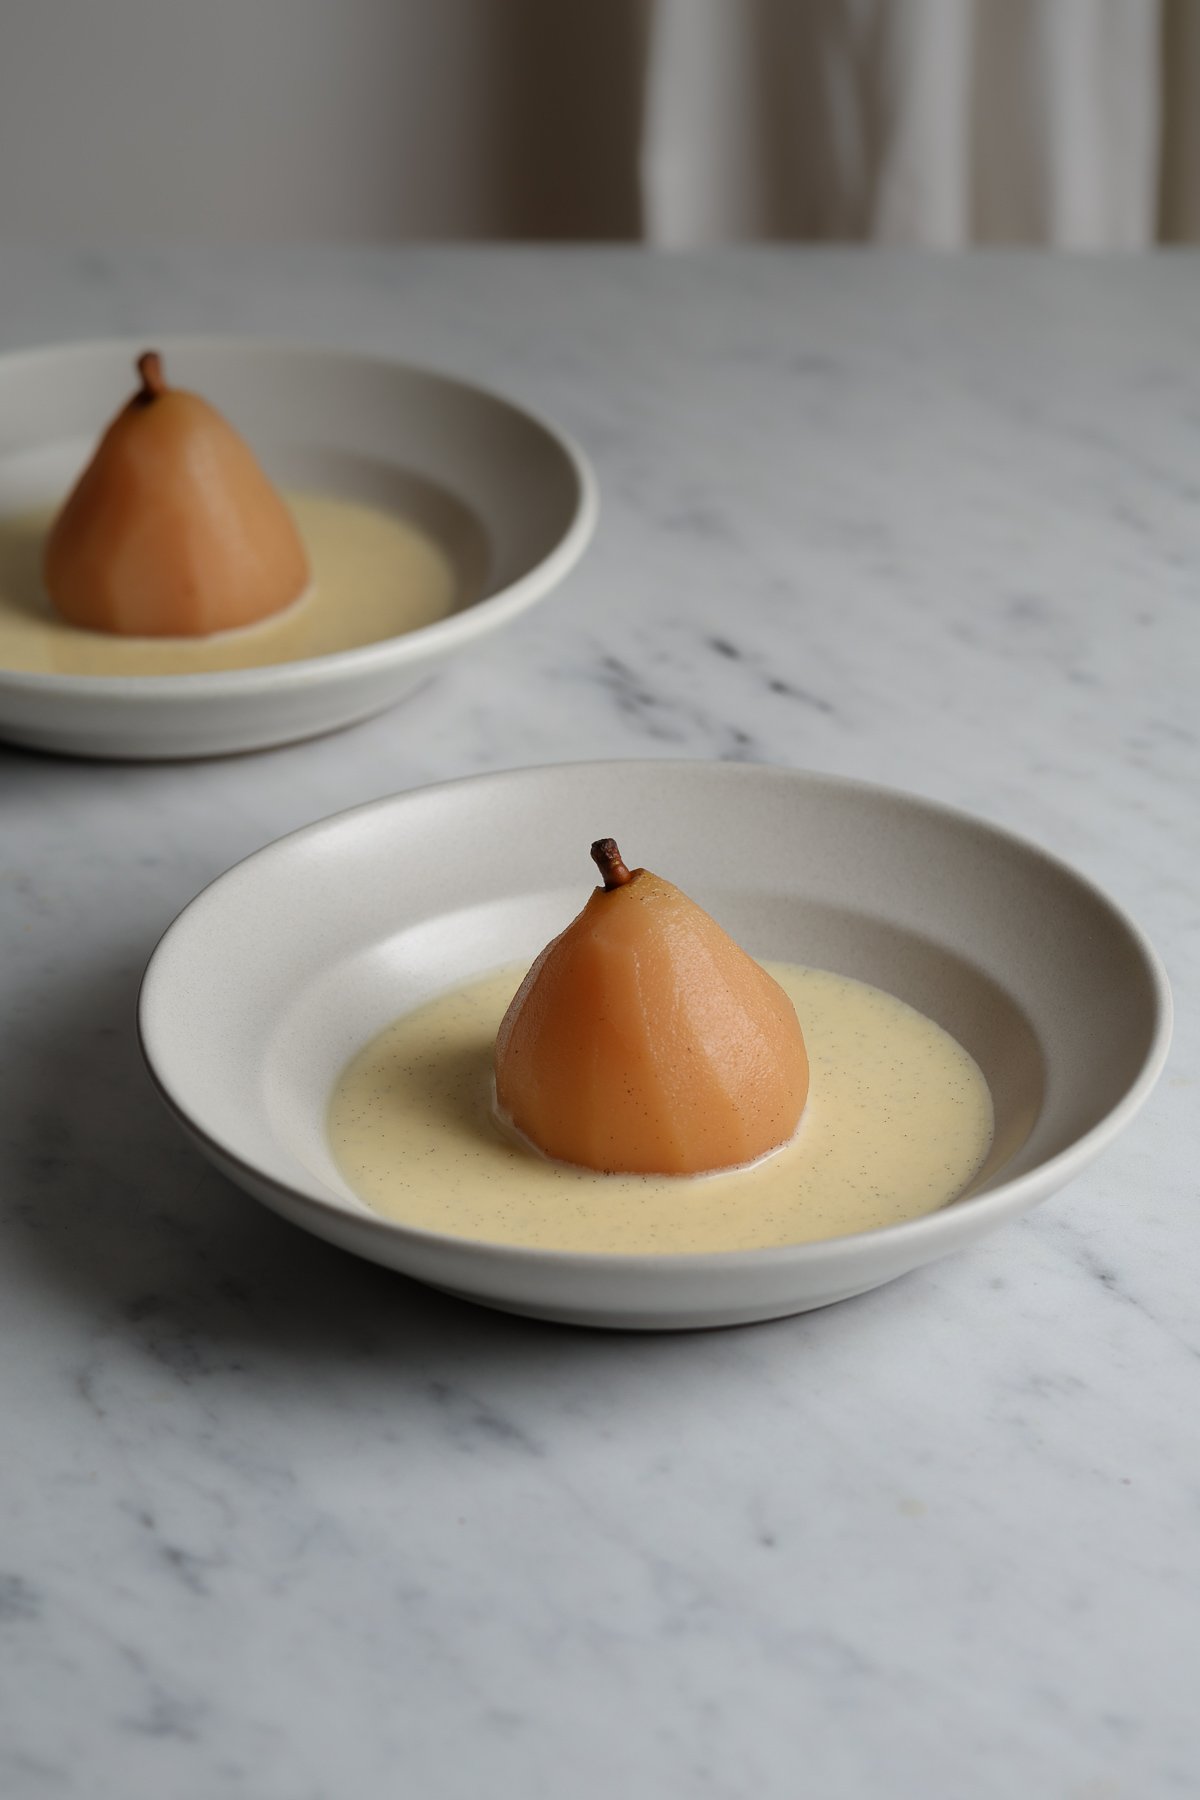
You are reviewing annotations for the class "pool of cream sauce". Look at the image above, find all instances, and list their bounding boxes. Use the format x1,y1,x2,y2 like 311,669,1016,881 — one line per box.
328,963,995,1255
0,493,459,674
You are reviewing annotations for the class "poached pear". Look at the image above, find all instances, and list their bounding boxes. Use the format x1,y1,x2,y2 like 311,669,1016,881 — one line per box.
44,351,309,637
494,838,809,1176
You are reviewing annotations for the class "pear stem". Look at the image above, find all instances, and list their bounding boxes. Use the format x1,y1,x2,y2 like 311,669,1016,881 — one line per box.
591,838,633,889
136,350,166,404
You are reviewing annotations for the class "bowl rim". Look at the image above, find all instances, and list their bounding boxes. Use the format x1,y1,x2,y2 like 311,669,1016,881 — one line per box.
136,758,1175,1272
0,334,599,699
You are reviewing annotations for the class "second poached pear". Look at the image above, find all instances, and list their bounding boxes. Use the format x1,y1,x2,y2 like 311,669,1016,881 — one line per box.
44,351,310,638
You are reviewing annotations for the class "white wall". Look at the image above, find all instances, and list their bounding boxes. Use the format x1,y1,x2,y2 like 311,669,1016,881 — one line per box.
0,0,646,240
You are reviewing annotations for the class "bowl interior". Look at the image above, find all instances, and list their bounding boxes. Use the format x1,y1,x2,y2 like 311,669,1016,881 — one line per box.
0,337,585,626
140,763,1168,1248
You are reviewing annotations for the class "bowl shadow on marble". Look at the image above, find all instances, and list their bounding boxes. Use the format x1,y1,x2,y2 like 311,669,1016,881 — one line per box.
7,948,870,1396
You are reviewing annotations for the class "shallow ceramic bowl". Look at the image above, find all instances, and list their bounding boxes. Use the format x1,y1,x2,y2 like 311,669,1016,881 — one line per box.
138,761,1171,1330
0,338,597,758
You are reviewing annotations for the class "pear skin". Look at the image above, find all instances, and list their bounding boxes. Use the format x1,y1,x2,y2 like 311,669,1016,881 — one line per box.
44,351,309,637
495,839,810,1176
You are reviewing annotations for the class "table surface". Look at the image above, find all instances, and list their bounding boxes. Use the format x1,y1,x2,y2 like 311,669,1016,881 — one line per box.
0,248,1196,1800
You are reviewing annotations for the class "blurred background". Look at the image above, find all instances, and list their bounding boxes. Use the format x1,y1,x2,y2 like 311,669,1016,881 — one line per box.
2,0,1198,246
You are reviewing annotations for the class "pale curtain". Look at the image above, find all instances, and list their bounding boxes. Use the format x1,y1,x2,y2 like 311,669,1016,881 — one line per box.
1,0,1198,242
642,0,1200,246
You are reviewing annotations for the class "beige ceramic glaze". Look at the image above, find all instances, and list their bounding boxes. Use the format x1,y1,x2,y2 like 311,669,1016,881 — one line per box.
138,762,1172,1330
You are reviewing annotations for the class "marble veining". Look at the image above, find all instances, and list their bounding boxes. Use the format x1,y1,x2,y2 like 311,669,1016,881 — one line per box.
0,249,1197,1799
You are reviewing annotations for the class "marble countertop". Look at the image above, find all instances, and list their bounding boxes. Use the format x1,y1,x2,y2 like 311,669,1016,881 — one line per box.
0,248,1196,1799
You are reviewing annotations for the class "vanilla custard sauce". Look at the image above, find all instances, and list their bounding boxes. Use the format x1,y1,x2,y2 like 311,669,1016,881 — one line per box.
0,494,459,674
328,964,994,1255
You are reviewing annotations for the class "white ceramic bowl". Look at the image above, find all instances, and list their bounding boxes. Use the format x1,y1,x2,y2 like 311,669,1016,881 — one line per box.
0,338,597,758
138,761,1172,1330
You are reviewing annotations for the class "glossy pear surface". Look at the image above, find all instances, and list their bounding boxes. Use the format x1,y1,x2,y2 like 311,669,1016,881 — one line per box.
495,841,809,1176
44,352,309,637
